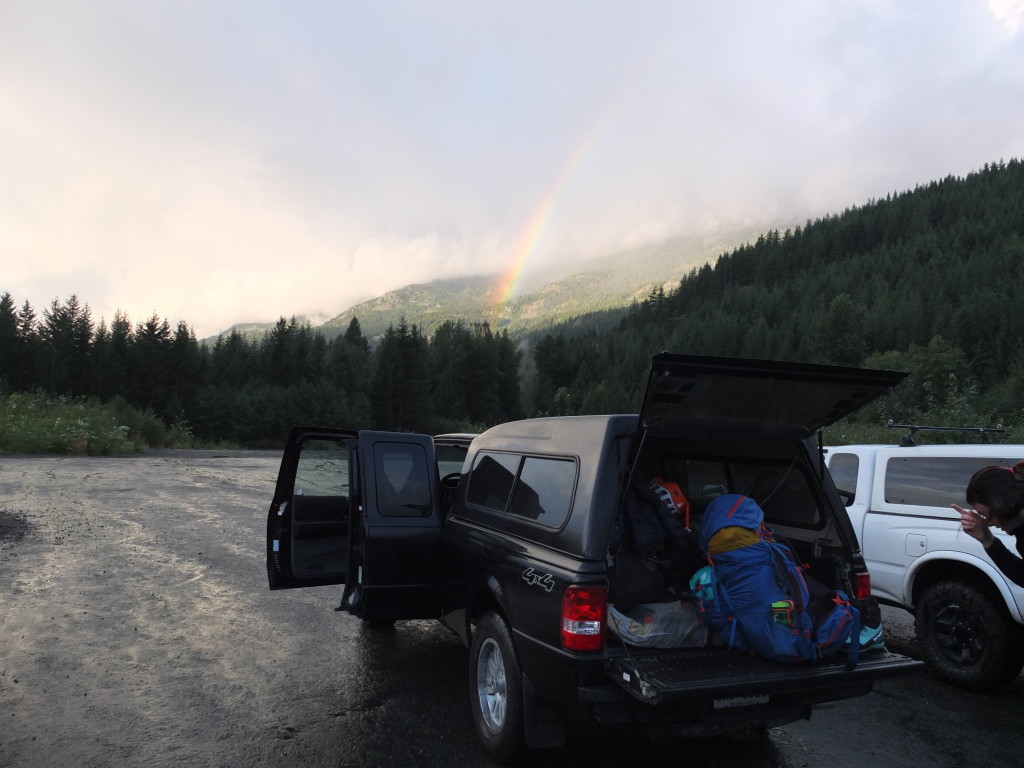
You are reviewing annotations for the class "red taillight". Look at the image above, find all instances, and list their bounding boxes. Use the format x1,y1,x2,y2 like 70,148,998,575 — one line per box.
561,584,607,652
853,570,871,601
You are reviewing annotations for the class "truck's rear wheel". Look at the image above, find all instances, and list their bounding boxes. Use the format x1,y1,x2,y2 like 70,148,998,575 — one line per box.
469,612,525,763
915,579,1024,691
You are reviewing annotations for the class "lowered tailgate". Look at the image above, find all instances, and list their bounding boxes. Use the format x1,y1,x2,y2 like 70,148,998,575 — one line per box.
605,648,923,705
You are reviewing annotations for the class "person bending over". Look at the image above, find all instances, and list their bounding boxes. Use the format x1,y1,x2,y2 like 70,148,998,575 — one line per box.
955,462,1024,587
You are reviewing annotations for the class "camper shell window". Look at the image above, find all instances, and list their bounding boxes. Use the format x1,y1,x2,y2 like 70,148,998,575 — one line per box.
467,450,577,528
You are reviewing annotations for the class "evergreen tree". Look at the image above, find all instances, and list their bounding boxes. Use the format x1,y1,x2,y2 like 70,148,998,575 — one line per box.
210,330,255,389
532,334,577,415
429,319,470,425
343,317,370,352
325,317,372,427
15,300,38,391
169,322,205,417
463,323,502,425
371,318,432,431
261,317,299,384
810,293,867,367
90,319,113,399
105,311,134,400
300,325,328,383
0,292,18,390
131,313,173,416
38,295,93,396
495,330,524,421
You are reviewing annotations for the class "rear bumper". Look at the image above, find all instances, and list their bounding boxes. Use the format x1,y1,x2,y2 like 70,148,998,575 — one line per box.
566,647,922,730
603,647,923,705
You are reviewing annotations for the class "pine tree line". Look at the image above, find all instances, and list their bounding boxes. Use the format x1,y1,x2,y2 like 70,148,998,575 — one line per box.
0,300,524,446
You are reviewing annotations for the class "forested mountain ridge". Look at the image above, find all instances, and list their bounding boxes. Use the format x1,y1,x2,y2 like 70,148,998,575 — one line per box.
528,159,1024,432
206,229,756,346
319,230,759,342
2,159,1022,451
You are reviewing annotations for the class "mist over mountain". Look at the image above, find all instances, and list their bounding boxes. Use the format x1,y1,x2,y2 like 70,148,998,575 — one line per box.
208,227,762,345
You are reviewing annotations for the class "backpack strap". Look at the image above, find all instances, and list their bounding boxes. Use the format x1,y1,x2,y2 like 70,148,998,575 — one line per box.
842,596,861,669
707,560,741,650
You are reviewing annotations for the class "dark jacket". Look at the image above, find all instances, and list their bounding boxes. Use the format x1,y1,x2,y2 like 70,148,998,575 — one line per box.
986,520,1024,587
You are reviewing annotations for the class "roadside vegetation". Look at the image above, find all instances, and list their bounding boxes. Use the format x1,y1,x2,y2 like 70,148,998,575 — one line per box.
0,391,195,455
1,159,1022,452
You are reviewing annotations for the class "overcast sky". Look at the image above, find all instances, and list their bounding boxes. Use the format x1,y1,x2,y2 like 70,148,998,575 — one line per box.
2,1,1023,339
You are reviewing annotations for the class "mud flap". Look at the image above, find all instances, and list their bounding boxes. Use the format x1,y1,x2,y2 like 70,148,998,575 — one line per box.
522,674,567,749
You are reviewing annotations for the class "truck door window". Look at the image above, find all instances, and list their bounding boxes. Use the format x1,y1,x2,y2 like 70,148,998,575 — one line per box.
508,457,576,526
288,437,350,582
374,441,432,517
294,439,349,497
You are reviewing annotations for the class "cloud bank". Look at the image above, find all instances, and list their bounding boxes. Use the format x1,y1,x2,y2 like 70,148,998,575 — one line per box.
1,1,1022,337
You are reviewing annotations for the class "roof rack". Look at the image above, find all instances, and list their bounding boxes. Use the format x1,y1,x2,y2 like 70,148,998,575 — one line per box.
886,421,1004,447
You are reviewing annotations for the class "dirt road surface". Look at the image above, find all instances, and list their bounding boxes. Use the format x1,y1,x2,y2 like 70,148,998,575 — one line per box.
1,452,1020,768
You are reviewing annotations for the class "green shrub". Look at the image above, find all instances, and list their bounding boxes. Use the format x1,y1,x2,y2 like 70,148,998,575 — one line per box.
0,392,194,455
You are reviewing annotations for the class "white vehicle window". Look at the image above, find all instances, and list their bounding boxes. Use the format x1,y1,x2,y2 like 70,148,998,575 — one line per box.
884,456,1016,507
828,453,859,505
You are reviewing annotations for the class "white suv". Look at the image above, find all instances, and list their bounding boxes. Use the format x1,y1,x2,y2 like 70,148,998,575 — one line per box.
824,440,1024,690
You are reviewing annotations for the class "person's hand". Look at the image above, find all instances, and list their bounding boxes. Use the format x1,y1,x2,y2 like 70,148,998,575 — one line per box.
953,503,995,547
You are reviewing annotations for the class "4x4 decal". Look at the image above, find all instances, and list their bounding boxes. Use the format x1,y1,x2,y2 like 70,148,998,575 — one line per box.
522,567,555,592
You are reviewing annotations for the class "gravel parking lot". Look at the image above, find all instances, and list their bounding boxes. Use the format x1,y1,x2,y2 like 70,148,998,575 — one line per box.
1,452,1019,767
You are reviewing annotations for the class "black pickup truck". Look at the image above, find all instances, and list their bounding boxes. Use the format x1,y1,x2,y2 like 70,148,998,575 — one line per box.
266,353,923,761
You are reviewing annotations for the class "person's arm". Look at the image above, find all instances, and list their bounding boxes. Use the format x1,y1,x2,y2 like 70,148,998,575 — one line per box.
956,504,1024,586
983,534,1024,588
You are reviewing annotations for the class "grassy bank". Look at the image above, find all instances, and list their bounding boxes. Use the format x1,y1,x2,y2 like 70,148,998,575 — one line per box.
0,392,195,455
2,390,1016,456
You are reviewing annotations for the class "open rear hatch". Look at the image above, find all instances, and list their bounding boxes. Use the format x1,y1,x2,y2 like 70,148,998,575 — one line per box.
606,647,924,705
640,353,907,438
620,355,921,704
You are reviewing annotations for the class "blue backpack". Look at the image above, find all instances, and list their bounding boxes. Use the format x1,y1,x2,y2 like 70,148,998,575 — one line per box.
689,494,860,667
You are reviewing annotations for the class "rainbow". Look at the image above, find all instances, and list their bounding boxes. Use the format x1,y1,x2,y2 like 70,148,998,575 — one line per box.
489,127,603,313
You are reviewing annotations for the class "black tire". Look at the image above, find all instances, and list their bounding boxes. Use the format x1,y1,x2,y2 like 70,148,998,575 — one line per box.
914,579,1024,691
1003,631,1024,681
469,612,525,763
